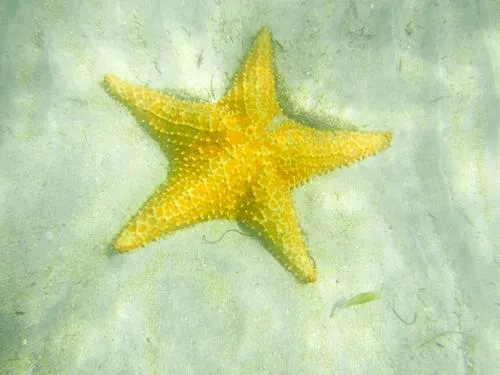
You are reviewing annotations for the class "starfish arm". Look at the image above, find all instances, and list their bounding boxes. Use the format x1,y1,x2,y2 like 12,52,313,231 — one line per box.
240,171,317,283
114,156,249,251
103,74,220,135
273,121,392,187
218,27,281,128
114,174,228,251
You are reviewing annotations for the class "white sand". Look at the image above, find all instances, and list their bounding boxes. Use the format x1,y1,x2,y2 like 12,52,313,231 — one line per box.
1,0,498,373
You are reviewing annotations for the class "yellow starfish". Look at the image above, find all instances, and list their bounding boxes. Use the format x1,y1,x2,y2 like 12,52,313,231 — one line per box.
103,27,391,283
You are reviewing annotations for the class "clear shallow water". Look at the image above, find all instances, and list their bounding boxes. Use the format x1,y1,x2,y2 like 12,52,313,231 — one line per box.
0,0,498,373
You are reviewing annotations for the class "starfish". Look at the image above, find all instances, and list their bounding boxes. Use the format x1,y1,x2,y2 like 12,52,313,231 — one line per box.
103,27,391,283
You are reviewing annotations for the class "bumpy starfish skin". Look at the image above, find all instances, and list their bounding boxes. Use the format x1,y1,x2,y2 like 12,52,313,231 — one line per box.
103,27,391,283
